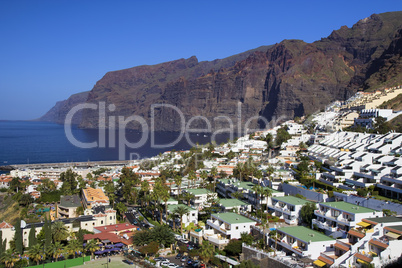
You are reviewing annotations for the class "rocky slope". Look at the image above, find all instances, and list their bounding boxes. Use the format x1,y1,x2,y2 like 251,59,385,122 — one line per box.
40,11,402,132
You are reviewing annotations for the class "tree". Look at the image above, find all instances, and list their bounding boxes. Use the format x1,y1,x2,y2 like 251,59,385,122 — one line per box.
104,182,116,208
224,239,242,256
300,202,316,226
173,205,189,235
173,175,182,197
85,239,99,260
119,167,140,204
199,240,215,264
115,202,127,221
231,191,243,200
14,219,23,255
43,216,52,251
188,170,197,188
60,169,79,195
76,228,84,244
47,242,63,262
1,249,19,268
51,221,69,243
151,225,175,247
66,239,82,258
28,225,37,248
139,241,159,257
240,232,253,246
275,127,291,147
19,194,34,207
132,230,151,246
237,260,260,268
29,244,43,265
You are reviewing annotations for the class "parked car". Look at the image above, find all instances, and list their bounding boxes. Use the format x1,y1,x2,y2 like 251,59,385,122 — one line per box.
181,256,187,262
161,261,170,266
180,239,189,244
187,245,194,250
192,261,200,268
123,259,134,265
168,264,179,268
175,253,182,259
187,259,193,265
154,257,166,262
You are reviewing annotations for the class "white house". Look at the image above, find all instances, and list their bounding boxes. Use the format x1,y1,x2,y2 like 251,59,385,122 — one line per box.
268,196,309,225
167,204,198,227
183,188,217,210
271,226,335,260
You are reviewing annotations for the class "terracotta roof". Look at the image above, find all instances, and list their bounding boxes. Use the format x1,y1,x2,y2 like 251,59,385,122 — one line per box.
82,187,109,203
0,221,13,229
369,239,388,249
385,226,402,235
354,253,372,263
84,232,132,245
93,213,107,217
318,256,334,265
348,229,365,239
93,223,138,233
104,209,116,213
334,242,350,252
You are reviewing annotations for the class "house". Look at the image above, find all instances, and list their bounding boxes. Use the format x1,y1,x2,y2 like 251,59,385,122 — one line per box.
268,196,309,225
206,212,256,249
0,221,14,249
183,188,217,210
313,202,383,238
167,204,198,227
271,226,335,260
57,195,82,219
82,187,109,209
218,198,252,212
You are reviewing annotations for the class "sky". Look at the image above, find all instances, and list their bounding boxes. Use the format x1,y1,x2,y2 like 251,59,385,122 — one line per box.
0,0,401,120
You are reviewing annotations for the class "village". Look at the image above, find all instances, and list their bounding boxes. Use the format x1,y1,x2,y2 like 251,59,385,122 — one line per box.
1,86,402,268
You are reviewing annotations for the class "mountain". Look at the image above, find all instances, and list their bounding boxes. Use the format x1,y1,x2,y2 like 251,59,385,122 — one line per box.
40,11,402,132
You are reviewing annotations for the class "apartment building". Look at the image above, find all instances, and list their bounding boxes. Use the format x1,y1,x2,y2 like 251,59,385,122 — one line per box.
313,202,382,238
82,187,109,209
271,226,335,260
57,194,82,219
182,188,217,210
166,204,198,227
268,196,309,225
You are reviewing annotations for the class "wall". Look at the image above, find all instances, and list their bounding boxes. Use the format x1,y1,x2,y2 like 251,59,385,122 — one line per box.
334,192,402,214
281,183,326,202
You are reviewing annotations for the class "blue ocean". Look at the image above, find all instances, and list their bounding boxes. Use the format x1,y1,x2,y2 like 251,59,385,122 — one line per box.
0,121,234,165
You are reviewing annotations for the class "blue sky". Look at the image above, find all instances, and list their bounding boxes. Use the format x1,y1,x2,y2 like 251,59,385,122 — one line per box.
0,0,401,120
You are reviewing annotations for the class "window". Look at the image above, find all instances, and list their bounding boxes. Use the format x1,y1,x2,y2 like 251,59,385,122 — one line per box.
110,216,112,220
101,220,103,224
93,223,95,226
236,226,239,230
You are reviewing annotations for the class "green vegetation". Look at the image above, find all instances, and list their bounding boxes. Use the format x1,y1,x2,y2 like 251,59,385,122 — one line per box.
300,203,317,226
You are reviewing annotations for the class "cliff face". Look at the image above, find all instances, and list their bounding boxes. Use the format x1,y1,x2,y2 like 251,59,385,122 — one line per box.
40,11,402,132
39,91,89,125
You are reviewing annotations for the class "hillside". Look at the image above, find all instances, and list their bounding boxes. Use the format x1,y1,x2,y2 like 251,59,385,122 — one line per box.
40,11,402,132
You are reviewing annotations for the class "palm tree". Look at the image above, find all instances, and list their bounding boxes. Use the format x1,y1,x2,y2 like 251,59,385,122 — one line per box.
173,206,189,235
231,191,243,200
167,212,178,230
188,170,196,188
141,180,150,207
29,244,43,265
199,240,215,264
1,249,18,268
66,239,82,258
252,185,263,209
47,242,63,262
200,171,208,187
173,175,182,196
85,239,99,260
52,221,69,243
210,167,218,191
182,192,193,206
262,188,272,220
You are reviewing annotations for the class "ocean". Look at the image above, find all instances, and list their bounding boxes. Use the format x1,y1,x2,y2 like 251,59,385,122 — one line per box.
0,121,235,166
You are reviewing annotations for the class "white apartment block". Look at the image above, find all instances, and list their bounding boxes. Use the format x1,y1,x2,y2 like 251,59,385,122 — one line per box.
268,196,310,225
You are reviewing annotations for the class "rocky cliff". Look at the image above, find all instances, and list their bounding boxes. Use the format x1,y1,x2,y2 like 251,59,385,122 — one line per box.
40,11,402,132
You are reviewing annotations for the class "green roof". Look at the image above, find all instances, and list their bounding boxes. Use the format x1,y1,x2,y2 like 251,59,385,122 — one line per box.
168,204,195,212
278,226,334,243
272,196,309,206
186,188,213,195
365,216,402,224
59,195,81,208
219,198,249,208
211,212,256,224
235,181,279,193
321,202,377,214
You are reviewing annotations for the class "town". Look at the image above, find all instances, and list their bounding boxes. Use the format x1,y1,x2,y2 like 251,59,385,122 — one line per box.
1,86,402,268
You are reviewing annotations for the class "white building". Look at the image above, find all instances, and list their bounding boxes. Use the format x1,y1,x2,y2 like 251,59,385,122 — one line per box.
268,196,309,225
167,204,198,227
183,188,217,210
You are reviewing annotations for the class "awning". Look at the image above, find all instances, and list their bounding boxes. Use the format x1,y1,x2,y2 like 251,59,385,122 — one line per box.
356,221,371,228
313,259,326,267
357,258,370,265
385,231,401,239
114,243,124,247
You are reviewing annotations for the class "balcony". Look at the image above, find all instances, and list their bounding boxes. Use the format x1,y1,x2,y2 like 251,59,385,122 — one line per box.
312,219,337,232
207,220,231,236
205,235,229,245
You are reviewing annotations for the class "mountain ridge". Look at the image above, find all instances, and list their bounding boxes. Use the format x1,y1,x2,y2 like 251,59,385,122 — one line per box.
39,11,402,132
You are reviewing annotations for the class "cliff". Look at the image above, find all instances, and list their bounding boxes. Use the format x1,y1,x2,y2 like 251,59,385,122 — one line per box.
40,11,402,132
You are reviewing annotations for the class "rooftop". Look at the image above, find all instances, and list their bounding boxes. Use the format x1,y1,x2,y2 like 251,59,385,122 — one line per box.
363,216,402,225
82,187,109,203
272,196,309,206
320,201,377,214
219,198,249,208
59,195,82,208
278,226,334,243
211,212,256,224
185,188,213,195
167,204,195,212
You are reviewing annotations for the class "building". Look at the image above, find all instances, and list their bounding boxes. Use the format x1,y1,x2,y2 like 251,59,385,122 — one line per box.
82,187,109,209
57,195,82,219
167,204,198,227
271,226,335,260
206,212,256,249
218,198,252,212
313,202,383,238
183,188,217,210
268,196,309,225
0,221,14,249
